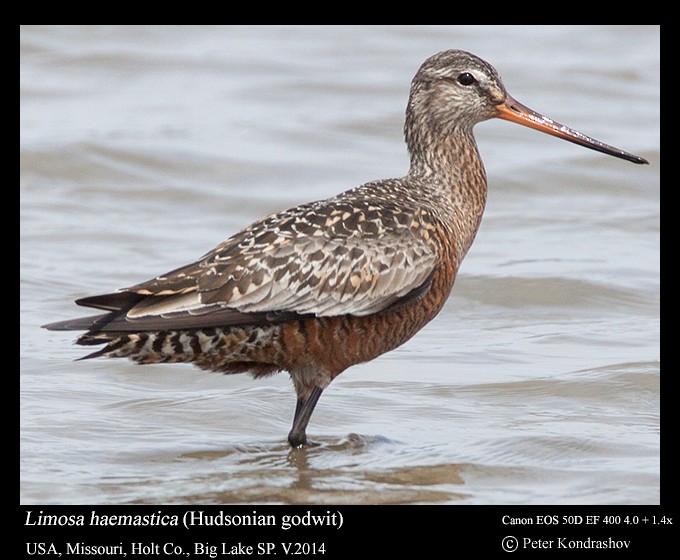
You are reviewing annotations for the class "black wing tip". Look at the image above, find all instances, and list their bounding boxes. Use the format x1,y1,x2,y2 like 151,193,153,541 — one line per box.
42,319,80,331
42,312,116,332
44,290,144,331
75,291,146,311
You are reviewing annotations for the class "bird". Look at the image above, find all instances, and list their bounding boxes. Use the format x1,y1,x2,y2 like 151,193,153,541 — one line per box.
43,50,648,448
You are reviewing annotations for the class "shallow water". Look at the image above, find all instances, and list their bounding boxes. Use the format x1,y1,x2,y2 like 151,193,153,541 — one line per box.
20,25,659,505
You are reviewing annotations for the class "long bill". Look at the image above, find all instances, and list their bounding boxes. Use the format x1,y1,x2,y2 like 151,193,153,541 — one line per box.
496,95,648,165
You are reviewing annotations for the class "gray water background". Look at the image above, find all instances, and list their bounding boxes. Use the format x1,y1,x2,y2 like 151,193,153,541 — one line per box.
20,25,660,504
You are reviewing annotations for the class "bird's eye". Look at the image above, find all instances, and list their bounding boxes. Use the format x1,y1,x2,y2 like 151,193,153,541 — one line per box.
457,72,476,86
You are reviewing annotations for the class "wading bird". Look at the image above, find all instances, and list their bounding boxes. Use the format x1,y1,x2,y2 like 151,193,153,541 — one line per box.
44,50,648,447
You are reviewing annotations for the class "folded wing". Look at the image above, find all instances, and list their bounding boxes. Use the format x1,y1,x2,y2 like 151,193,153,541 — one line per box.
44,196,441,333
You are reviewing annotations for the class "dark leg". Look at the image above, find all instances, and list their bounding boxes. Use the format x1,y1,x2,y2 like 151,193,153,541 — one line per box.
288,386,323,448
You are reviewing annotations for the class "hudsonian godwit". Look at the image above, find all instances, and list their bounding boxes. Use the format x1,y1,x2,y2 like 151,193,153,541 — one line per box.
44,50,648,447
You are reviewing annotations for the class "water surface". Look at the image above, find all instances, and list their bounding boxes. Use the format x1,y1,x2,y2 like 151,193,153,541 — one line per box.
21,25,660,504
